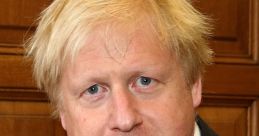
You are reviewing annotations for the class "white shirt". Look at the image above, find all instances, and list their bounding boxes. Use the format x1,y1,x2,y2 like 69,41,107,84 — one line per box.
194,122,201,136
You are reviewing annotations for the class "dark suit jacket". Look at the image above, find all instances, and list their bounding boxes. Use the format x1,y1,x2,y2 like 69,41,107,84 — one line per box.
196,116,218,136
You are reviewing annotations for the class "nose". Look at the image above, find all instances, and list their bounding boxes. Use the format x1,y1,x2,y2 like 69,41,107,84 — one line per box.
108,88,143,132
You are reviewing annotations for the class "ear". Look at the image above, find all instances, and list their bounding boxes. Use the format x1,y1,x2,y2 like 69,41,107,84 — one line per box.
60,111,67,130
191,77,202,108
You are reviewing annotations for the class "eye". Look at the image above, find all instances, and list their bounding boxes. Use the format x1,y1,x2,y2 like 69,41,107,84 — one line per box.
87,84,100,95
130,76,158,94
136,76,153,87
81,84,107,101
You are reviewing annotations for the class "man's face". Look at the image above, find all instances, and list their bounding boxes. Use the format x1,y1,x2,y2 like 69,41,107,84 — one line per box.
59,23,201,136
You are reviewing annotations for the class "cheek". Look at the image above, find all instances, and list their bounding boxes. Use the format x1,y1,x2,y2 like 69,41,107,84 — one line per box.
140,89,195,135
61,99,108,136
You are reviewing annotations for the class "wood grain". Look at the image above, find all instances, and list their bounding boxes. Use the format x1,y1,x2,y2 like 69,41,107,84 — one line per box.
0,101,66,136
194,0,259,64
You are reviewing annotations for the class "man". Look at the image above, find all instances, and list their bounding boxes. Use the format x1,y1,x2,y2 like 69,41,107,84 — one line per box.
26,0,217,135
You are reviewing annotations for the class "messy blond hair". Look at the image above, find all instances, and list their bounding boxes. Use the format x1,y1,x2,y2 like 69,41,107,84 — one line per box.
25,0,213,115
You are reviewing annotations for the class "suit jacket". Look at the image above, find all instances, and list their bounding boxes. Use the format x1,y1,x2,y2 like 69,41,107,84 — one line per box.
196,116,218,136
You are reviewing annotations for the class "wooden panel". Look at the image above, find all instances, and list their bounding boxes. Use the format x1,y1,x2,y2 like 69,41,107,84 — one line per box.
204,64,259,96
250,100,259,136
0,0,51,55
0,89,47,101
0,54,41,100
0,0,51,26
0,27,34,55
194,0,259,64
199,95,259,136
198,106,247,136
0,116,54,136
0,55,34,88
0,101,66,136
0,54,40,100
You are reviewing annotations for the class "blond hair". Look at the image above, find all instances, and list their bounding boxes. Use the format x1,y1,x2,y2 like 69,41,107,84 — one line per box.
25,0,213,116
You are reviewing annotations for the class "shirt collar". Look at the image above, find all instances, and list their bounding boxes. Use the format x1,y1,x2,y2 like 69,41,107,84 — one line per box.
194,122,201,136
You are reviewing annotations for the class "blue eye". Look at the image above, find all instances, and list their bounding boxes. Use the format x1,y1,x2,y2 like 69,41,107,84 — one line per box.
87,84,100,95
136,76,152,87
80,84,108,102
81,84,108,102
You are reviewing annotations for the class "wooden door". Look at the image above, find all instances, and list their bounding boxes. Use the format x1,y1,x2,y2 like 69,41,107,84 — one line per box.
194,0,259,136
0,0,66,135
0,0,258,136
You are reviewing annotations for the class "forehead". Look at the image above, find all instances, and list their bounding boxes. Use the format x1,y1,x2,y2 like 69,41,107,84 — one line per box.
63,21,178,78
76,21,171,63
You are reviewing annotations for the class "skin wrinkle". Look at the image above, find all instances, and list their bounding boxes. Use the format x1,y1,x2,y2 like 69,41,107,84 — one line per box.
98,16,161,64
102,22,137,64
105,23,130,60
